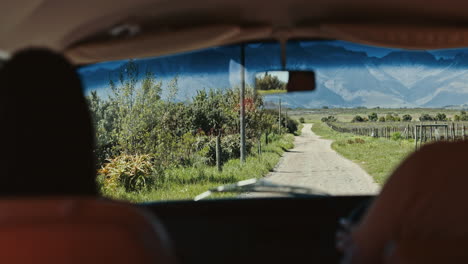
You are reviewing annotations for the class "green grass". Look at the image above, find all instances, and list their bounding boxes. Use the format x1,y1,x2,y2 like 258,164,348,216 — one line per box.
311,122,414,185
103,134,295,202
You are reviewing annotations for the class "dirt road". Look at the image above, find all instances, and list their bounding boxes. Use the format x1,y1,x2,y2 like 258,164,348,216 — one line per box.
258,124,380,196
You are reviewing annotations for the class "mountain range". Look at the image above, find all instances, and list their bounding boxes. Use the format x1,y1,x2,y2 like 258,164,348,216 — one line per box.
78,41,468,108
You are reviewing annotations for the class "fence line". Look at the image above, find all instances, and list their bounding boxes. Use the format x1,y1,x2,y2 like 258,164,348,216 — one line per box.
327,122,467,149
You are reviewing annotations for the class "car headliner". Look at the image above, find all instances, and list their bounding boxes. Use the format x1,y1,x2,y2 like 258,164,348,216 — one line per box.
2,0,468,64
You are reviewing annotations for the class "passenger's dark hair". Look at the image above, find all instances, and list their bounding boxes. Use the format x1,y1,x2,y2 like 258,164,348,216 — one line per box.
0,48,97,196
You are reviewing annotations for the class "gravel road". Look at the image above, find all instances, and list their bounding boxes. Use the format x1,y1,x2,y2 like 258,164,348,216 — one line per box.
254,123,380,196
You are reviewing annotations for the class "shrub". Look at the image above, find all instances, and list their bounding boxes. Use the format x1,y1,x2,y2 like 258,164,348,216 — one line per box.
99,154,162,193
347,138,365,144
321,115,337,122
379,116,386,122
204,135,253,165
460,111,468,121
385,114,396,122
285,118,299,134
435,113,447,121
354,138,366,144
391,132,402,141
368,112,378,122
419,114,434,121
351,115,365,122
299,117,305,123
402,114,412,122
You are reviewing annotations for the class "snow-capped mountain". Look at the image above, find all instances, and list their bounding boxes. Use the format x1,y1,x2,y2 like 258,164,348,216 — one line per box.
78,41,468,108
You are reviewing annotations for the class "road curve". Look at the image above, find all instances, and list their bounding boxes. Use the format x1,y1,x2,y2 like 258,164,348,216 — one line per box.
259,123,380,196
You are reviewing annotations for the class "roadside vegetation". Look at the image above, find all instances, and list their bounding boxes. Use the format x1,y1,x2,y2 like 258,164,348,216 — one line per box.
87,60,298,201
311,122,414,185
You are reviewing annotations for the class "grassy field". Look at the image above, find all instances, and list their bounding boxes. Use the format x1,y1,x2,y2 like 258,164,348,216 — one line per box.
290,108,463,123
102,134,295,202
311,122,414,185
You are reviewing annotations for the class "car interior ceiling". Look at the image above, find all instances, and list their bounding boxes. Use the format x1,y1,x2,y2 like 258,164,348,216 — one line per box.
5,1,468,62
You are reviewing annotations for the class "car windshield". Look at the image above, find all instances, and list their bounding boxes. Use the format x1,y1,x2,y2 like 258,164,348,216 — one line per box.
78,40,468,202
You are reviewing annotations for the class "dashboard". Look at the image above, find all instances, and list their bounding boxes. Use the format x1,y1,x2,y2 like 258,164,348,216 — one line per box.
142,196,372,264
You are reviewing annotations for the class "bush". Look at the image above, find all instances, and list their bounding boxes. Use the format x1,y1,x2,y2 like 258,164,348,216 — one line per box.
435,113,447,121
204,135,253,165
402,114,412,122
419,114,434,121
321,115,337,122
368,112,378,122
299,117,305,123
354,138,366,144
379,116,386,122
458,111,468,121
347,138,365,144
391,132,402,141
285,118,299,134
351,115,365,122
99,154,162,193
385,114,400,122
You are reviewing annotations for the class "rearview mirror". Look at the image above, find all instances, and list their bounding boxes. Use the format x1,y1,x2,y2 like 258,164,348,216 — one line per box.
255,71,315,95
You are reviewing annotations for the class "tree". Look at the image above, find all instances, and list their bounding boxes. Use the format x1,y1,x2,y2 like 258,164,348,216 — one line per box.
385,114,395,122
368,112,378,122
419,114,434,121
321,115,337,122
435,113,447,121
402,114,412,122
457,111,468,121
351,115,365,122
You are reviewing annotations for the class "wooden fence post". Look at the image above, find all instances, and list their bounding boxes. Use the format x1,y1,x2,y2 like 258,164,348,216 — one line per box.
414,125,418,150
453,123,456,141
419,124,423,145
258,134,262,155
406,124,410,140
216,133,222,172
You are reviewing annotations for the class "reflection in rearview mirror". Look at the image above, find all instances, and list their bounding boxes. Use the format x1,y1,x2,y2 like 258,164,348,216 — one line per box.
255,71,315,95
255,71,288,95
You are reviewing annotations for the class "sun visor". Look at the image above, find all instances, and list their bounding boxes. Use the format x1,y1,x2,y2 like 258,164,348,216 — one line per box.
65,25,272,64
321,24,468,50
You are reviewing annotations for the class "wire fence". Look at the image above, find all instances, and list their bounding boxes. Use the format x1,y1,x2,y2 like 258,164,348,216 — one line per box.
327,121,468,149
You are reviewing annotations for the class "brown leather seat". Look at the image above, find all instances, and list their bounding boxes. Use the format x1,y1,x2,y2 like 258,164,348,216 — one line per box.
0,198,176,264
